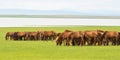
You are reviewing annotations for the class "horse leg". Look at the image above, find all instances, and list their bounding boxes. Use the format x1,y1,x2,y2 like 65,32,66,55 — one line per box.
72,39,75,46
77,39,81,46
34,36,37,40
102,38,106,46
66,38,70,46
116,38,118,45
106,39,109,46
102,41,105,46
18,36,20,40
114,38,117,45
94,37,97,46
10,36,13,40
87,38,91,46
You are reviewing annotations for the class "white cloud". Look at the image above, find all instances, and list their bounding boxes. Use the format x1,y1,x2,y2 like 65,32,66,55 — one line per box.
0,0,120,11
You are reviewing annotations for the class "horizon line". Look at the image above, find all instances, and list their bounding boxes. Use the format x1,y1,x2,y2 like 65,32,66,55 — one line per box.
0,15,120,19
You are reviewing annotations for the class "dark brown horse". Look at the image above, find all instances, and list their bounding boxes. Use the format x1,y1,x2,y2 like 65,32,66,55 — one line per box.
118,32,120,45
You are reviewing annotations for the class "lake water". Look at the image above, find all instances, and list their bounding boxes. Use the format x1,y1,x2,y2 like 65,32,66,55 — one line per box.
0,18,120,27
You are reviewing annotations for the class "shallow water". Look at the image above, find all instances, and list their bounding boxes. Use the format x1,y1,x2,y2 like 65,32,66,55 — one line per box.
0,18,120,27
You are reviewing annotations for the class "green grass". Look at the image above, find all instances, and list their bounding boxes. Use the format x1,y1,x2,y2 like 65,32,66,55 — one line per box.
1,26,120,60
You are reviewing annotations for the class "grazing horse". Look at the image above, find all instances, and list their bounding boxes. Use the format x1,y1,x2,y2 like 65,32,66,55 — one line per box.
5,32,14,40
97,30,105,45
29,32,38,40
84,30,104,46
118,32,120,45
56,31,72,46
24,32,31,40
17,32,26,40
70,31,84,46
101,31,119,46
84,30,98,45
37,31,44,40
43,31,57,40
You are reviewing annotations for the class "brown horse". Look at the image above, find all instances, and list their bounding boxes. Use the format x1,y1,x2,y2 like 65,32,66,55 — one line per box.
84,30,104,46
101,31,119,46
95,30,104,45
29,32,38,40
70,31,84,46
24,32,31,40
118,32,120,45
37,31,45,40
56,31,72,46
5,32,14,40
84,30,98,45
43,31,57,40
17,32,26,40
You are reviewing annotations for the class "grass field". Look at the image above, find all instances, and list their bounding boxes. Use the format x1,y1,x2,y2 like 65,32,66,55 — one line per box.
1,26,120,60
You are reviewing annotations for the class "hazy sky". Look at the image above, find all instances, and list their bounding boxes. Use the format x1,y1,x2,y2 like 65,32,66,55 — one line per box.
0,0,120,15
0,0,119,10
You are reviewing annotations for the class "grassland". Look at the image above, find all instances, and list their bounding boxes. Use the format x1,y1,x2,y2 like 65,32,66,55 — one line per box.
1,26,120,60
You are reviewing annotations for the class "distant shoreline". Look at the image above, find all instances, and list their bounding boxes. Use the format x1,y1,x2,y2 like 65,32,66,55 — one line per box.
0,15,120,19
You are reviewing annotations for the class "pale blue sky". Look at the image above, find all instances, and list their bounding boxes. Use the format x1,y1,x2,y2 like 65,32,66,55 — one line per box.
0,0,120,15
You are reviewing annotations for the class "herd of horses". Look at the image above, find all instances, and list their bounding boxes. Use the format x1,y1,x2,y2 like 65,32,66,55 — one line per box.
5,30,120,46
6,31,56,41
